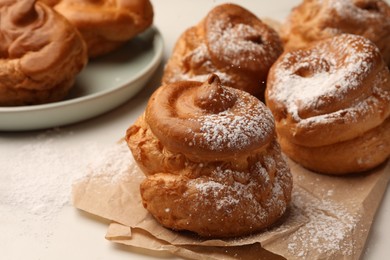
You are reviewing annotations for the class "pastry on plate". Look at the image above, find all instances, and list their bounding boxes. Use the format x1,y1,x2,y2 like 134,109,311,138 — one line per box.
162,3,283,100
0,0,87,106
266,34,390,174
126,74,293,237
281,0,390,67
42,0,154,58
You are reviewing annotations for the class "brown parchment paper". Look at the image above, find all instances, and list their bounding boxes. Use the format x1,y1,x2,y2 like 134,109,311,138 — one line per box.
73,141,390,260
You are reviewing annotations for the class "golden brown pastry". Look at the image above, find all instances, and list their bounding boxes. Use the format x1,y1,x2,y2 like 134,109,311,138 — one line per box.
126,74,292,238
162,3,283,100
281,0,390,67
0,0,87,106
42,0,154,58
265,34,390,174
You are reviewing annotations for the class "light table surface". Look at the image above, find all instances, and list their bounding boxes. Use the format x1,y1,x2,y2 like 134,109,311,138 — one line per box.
1,1,389,259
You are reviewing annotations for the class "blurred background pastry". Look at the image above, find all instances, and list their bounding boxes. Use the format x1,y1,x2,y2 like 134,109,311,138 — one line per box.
162,3,283,100
0,0,87,106
42,0,154,58
281,0,390,67
126,74,292,237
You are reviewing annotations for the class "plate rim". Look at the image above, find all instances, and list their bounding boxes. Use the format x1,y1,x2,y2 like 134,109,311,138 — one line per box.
0,26,164,114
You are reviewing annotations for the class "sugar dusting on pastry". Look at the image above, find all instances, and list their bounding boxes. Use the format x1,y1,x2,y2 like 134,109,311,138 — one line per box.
266,33,390,174
268,34,379,121
162,3,283,98
280,0,390,66
207,21,277,67
329,0,388,21
188,157,283,215
147,74,276,158
191,92,274,151
127,74,293,237
189,75,275,153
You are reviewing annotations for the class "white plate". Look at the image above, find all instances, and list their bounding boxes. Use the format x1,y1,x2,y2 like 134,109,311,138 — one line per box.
0,27,164,131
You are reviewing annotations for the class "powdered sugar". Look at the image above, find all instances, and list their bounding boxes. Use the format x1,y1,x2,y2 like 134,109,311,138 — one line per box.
286,186,359,258
328,0,389,22
187,157,288,222
197,113,266,150
268,34,384,123
193,179,241,210
76,140,134,184
1,129,130,222
208,22,268,66
207,19,281,71
297,84,384,127
170,15,282,84
189,90,274,152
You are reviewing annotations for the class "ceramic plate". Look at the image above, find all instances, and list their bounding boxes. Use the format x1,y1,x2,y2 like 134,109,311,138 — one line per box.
0,27,164,131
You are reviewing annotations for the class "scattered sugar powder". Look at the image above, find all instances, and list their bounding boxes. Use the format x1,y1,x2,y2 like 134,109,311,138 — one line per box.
75,139,134,184
286,186,359,258
1,129,131,222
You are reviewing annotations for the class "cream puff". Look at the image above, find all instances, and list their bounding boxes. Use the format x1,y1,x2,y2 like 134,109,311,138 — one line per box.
126,74,293,237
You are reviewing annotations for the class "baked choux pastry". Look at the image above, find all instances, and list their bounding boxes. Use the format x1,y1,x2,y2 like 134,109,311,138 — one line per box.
162,3,283,100
0,0,87,106
126,74,292,238
281,0,390,67
42,0,154,58
266,34,390,174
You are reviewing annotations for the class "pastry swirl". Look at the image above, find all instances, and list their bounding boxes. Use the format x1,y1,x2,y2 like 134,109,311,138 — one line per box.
126,75,292,237
281,0,390,67
266,34,390,174
162,3,283,99
146,75,275,161
0,0,87,106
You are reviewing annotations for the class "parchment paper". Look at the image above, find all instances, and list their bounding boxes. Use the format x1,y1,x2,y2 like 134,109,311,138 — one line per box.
73,141,390,259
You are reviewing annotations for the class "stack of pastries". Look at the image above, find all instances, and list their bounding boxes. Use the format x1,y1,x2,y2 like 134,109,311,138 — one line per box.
0,0,154,106
266,34,390,174
268,0,390,174
126,1,390,237
127,74,293,237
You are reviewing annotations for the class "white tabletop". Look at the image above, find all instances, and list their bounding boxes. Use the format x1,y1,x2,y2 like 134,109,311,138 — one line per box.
1,0,389,259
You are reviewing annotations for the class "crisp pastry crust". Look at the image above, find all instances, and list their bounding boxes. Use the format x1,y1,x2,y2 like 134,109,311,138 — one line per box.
266,34,390,174
126,75,292,237
281,0,390,67
278,117,390,174
162,3,283,100
42,0,154,58
0,0,87,106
